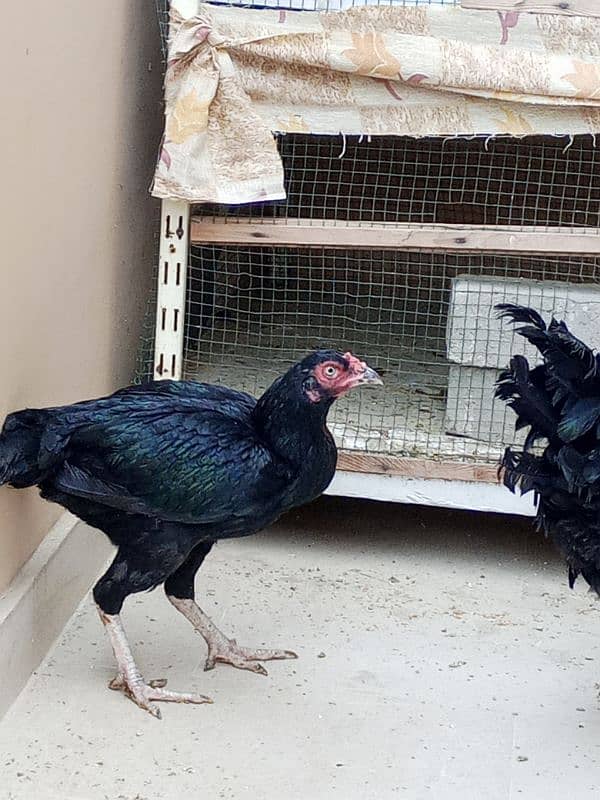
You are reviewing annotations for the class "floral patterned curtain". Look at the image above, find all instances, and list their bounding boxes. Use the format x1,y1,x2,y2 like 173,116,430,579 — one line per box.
152,2,600,204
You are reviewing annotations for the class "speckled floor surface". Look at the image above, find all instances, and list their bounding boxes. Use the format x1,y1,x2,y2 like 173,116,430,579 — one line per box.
1,498,600,799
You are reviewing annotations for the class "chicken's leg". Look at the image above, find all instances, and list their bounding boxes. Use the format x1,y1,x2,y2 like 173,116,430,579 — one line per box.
97,607,212,718
164,541,297,675
167,596,297,675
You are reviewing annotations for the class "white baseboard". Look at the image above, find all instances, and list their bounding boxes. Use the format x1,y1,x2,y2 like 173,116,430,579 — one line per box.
326,471,536,516
0,513,113,718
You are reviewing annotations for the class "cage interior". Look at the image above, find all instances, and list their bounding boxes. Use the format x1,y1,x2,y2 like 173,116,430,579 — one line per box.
183,243,599,462
141,132,600,464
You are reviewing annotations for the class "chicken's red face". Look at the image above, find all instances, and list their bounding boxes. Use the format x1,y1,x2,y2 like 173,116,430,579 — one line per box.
303,351,382,404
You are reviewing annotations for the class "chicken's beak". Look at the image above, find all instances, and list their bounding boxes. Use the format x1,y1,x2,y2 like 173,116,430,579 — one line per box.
357,366,384,386
337,353,384,394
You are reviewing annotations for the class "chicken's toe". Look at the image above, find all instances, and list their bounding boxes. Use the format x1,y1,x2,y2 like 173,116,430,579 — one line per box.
109,674,212,717
205,639,297,675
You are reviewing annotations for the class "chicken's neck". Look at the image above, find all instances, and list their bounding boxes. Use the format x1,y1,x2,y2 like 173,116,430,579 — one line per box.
252,377,335,468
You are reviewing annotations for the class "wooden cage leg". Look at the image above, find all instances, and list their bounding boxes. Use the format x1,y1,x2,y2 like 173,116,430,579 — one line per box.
153,199,190,381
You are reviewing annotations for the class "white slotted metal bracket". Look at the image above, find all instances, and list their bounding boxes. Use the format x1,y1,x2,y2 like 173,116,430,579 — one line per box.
153,199,190,381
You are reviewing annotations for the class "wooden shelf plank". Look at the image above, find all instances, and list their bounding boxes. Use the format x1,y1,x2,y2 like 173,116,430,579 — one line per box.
190,218,600,255
461,0,599,15
337,452,500,484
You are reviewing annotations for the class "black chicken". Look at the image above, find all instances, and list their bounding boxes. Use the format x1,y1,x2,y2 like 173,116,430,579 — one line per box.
0,351,381,717
495,304,600,597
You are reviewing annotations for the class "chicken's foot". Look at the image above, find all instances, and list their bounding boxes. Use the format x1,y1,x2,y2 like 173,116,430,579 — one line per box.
97,606,212,718
167,596,297,676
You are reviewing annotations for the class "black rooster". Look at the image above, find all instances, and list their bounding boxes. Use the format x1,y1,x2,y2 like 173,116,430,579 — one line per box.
0,351,381,717
495,304,600,597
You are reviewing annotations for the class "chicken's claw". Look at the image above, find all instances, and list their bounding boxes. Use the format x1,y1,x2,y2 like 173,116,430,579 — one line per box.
109,673,212,719
204,638,298,675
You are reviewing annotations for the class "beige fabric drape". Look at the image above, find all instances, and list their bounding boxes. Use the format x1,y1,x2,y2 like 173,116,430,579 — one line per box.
152,3,600,204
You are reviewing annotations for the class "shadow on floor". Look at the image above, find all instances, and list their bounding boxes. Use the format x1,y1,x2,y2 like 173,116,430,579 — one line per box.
267,495,557,571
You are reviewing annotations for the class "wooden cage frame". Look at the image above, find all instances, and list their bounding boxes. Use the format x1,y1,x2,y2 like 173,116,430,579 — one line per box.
153,196,600,516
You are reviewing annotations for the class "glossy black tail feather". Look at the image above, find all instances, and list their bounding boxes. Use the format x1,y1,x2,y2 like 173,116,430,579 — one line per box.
495,355,557,446
496,303,598,399
499,447,548,497
0,409,49,488
495,303,547,331
497,305,600,597
557,397,600,443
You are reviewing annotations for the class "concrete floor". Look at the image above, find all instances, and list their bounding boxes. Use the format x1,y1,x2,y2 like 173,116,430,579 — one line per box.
1,498,600,799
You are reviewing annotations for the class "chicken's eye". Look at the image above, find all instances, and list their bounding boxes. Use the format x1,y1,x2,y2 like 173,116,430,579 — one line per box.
324,365,338,379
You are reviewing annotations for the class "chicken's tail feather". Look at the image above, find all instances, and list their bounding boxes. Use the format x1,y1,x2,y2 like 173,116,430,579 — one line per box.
495,303,598,404
0,409,52,488
495,355,557,447
495,303,547,331
500,447,580,523
500,446,547,496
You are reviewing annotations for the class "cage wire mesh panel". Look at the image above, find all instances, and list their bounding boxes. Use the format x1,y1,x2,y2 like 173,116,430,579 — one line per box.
202,134,600,228
183,243,600,463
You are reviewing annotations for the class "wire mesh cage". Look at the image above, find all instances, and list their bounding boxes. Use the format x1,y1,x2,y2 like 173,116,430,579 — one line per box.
169,131,599,463
140,126,600,463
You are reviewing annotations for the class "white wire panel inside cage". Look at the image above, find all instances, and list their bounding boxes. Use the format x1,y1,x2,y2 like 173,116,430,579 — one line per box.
181,242,600,463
